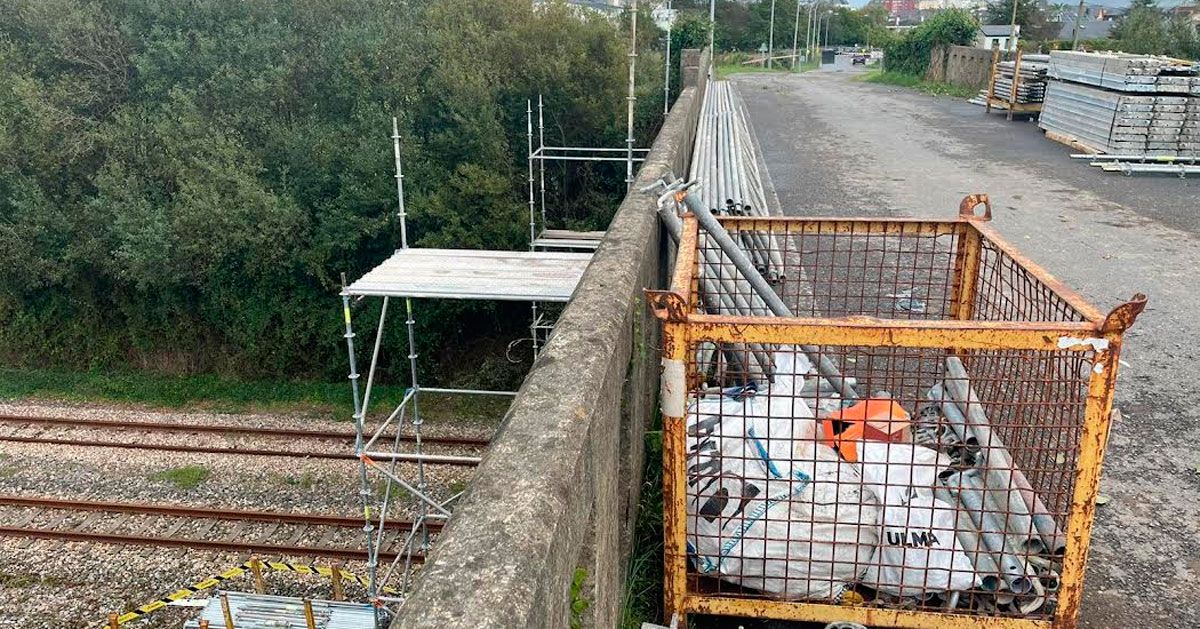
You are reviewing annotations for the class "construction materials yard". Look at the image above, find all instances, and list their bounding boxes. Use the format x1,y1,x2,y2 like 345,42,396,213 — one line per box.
730,66,1199,627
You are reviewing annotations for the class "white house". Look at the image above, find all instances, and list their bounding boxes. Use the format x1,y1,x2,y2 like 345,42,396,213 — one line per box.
978,24,1020,51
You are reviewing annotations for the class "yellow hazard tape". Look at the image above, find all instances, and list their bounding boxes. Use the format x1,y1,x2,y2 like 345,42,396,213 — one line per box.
100,559,395,627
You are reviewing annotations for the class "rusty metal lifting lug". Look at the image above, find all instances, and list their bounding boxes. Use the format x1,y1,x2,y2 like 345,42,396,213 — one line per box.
645,289,689,321
958,193,992,221
1100,293,1148,334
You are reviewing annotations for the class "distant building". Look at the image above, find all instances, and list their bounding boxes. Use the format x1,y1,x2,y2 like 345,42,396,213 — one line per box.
978,24,1020,51
536,0,628,14
884,0,918,15
1168,3,1200,24
1054,17,1117,41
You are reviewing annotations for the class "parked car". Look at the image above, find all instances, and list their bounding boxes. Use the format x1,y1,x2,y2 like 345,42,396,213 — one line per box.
852,54,867,65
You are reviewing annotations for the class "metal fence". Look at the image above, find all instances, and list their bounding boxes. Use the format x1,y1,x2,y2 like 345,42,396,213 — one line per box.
648,196,1145,628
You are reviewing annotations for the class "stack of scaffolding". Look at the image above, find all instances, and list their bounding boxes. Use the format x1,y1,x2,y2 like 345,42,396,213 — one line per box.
993,55,1049,104
1040,51,1200,159
681,79,788,385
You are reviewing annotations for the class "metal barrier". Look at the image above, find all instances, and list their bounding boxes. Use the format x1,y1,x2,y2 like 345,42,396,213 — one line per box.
648,195,1145,629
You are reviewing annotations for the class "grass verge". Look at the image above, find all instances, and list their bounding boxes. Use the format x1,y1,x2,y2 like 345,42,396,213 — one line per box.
716,59,818,79
860,69,978,98
620,430,664,629
0,366,510,422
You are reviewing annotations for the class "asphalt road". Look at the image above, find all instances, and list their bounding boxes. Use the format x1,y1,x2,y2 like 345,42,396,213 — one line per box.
731,66,1200,627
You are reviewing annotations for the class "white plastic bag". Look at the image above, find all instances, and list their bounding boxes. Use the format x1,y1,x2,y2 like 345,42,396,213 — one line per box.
855,442,951,505
686,353,880,600
861,494,979,595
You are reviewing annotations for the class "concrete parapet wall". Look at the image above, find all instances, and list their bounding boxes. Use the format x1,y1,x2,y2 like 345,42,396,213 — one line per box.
928,45,996,90
388,50,710,629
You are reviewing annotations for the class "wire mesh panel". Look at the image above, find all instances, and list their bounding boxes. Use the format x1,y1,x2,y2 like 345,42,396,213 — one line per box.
650,199,1145,629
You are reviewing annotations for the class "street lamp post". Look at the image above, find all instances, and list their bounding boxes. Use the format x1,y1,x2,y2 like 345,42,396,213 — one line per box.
791,0,802,69
767,0,777,68
806,1,817,63
824,9,832,49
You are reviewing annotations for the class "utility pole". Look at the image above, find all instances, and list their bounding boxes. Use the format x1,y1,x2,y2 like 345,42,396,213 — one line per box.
1070,0,1086,50
709,0,716,58
791,0,802,70
768,0,777,68
1009,0,1020,52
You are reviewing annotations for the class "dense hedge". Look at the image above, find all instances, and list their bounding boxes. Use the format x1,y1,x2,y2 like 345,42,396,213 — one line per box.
0,0,666,382
883,9,979,76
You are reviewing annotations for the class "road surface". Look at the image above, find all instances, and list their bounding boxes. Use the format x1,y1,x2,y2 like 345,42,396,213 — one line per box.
732,66,1200,627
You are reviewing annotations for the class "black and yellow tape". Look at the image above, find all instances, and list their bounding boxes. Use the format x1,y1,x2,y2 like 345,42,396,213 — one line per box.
101,559,394,627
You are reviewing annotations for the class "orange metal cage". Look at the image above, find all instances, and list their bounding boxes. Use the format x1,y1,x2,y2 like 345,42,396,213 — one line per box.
647,195,1145,629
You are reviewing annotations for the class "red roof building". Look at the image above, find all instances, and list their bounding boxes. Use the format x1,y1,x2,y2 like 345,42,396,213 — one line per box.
884,0,917,14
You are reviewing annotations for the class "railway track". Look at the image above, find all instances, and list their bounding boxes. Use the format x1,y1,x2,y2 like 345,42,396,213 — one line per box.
0,414,488,465
0,495,435,562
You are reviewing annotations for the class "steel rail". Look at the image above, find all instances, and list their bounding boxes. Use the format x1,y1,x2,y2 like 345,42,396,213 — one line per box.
0,495,445,531
0,434,482,466
0,414,490,448
0,495,438,561
0,525,415,562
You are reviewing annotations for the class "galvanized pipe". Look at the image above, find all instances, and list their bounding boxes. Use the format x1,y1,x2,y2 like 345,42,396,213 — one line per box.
680,192,854,400
941,471,1033,595
945,357,1067,554
660,204,774,381
933,486,1004,592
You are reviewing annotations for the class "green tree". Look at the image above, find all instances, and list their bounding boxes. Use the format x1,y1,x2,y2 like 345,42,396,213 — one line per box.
985,0,1059,41
0,0,665,381
1112,0,1200,57
883,8,980,75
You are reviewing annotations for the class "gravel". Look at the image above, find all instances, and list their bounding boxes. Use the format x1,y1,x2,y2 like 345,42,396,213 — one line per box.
0,400,493,627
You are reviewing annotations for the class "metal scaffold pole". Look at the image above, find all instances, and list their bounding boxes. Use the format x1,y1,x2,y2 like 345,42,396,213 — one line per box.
392,117,408,249
526,99,542,359
527,99,537,247
538,94,546,229
625,0,638,190
403,296,429,552
664,0,672,115
340,282,378,624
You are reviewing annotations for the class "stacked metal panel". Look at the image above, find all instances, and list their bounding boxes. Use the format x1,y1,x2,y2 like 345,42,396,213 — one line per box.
184,592,379,628
1047,50,1199,93
1040,51,1200,157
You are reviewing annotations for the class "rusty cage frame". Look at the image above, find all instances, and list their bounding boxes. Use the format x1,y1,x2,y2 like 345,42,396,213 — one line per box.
648,195,1145,629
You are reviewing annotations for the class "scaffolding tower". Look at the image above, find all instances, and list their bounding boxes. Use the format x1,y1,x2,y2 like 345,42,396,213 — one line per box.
340,119,593,620
525,95,650,253
341,5,645,619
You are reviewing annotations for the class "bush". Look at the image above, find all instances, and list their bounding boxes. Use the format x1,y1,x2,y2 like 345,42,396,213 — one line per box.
883,9,980,76
0,0,664,383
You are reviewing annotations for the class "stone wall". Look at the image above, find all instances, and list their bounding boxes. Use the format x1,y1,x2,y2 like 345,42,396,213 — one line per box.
927,45,997,90
388,49,709,629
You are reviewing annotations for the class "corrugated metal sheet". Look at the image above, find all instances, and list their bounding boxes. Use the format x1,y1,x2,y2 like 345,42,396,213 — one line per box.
342,248,593,302
183,592,381,629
